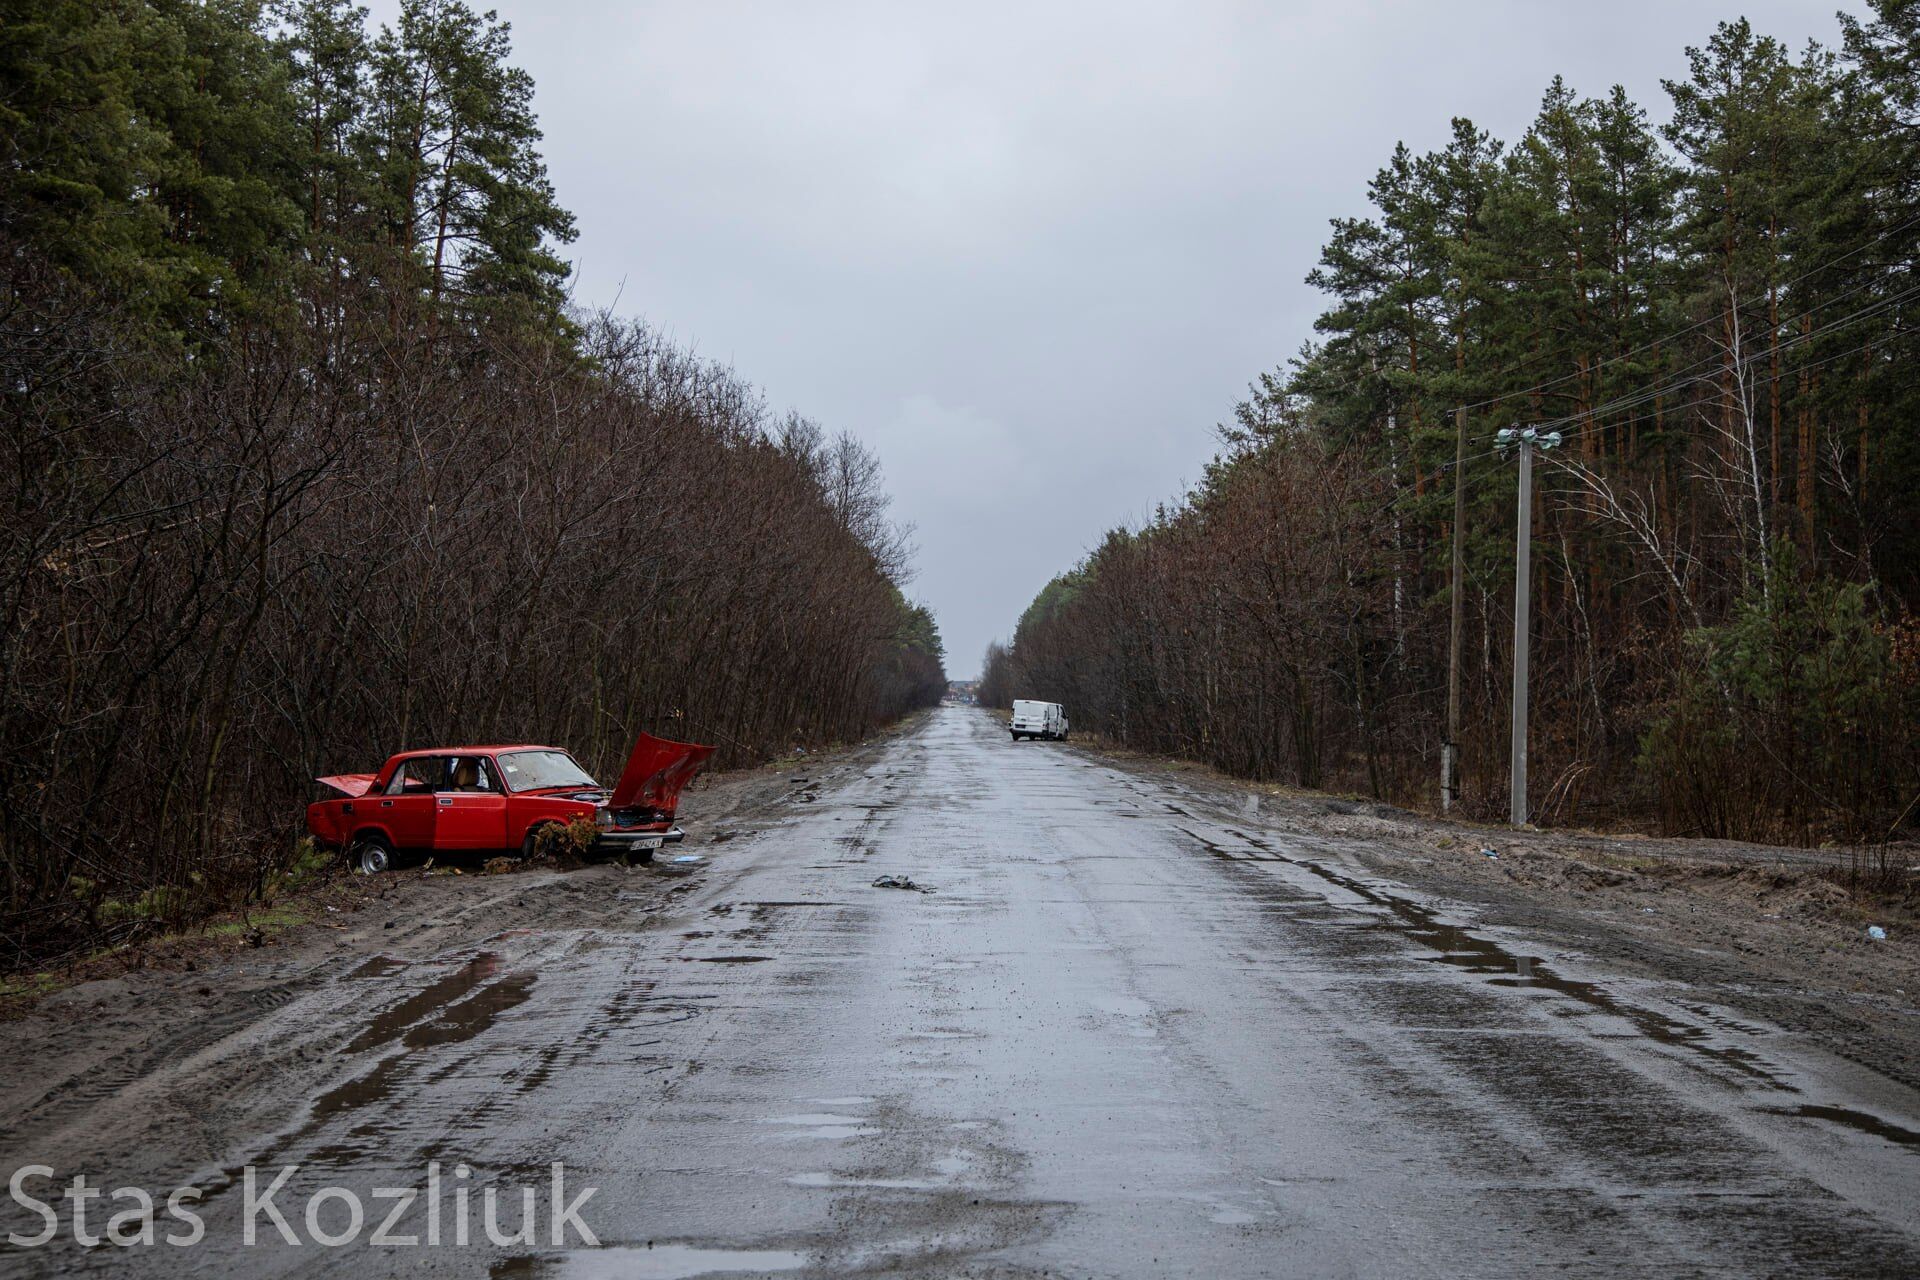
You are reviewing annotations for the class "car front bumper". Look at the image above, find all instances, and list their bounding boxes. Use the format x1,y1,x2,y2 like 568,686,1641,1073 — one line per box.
590,826,685,856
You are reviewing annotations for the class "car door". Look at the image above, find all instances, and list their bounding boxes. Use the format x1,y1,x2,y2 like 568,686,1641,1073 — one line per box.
375,756,443,849
435,755,509,850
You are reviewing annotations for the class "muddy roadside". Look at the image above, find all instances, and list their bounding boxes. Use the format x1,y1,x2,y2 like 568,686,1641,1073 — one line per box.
0,716,921,1179
1073,740,1920,1092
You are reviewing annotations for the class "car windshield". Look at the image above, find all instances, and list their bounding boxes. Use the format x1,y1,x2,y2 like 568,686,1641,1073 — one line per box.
496,750,597,792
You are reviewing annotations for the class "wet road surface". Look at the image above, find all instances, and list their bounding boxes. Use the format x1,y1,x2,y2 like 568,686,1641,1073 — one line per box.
16,706,1920,1277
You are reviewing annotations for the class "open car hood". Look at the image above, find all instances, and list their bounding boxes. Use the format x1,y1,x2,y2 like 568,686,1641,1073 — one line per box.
609,732,715,812
317,773,378,798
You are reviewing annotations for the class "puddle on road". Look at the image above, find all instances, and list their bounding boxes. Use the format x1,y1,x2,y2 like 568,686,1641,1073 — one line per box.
494,1244,806,1279
901,1029,979,1041
313,969,539,1123
1204,1202,1260,1225
789,1171,944,1190
758,1111,873,1140
761,1113,867,1126
344,952,504,1053
347,956,403,980
1759,1104,1920,1148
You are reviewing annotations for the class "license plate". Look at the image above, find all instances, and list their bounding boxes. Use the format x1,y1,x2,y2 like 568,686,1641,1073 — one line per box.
636,836,664,850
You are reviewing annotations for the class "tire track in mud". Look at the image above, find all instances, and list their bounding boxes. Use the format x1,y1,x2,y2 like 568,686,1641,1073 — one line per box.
166,942,566,1213
1184,822,1795,1090
1180,817,1920,1135
1146,809,1920,1270
0,973,344,1170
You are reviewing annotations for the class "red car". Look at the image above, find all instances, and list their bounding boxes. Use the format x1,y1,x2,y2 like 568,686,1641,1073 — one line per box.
307,733,715,874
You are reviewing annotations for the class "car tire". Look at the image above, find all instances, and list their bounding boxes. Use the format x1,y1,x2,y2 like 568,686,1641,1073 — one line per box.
521,825,554,861
350,835,394,876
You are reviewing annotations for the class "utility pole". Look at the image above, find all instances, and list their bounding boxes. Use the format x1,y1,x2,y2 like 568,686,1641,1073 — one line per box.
1495,425,1562,827
1443,405,1467,813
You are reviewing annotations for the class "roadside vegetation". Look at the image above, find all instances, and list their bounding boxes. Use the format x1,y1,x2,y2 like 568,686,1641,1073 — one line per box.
984,4,1919,849
0,0,944,967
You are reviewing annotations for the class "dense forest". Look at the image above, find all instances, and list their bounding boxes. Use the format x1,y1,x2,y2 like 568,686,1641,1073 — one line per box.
0,0,944,964
984,5,1918,847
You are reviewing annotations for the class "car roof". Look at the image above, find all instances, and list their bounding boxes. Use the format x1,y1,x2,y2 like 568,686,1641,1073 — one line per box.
390,744,564,758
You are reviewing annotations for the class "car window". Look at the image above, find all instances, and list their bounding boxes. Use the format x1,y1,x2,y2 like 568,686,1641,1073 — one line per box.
496,750,596,792
445,756,495,793
386,757,446,795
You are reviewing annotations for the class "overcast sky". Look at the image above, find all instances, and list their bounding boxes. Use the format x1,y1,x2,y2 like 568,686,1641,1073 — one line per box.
379,1,1864,676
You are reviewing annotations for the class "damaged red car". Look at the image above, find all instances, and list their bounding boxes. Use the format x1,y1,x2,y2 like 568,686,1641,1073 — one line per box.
307,733,715,874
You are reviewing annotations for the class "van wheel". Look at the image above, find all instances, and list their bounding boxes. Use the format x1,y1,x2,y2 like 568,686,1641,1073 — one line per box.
350,835,394,876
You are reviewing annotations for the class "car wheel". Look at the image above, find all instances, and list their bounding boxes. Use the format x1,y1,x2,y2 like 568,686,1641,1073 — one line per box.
351,835,394,875
521,824,555,860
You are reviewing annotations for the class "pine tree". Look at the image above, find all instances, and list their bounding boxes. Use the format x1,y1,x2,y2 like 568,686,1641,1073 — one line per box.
272,0,373,249
1834,0,1920,601
0,0,301,331
361,0,576,324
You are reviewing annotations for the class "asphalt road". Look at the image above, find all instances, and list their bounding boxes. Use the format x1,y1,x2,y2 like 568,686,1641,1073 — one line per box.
9,705,1920,1278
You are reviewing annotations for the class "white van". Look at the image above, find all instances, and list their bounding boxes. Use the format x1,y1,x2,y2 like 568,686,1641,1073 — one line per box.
1010,700,1068,742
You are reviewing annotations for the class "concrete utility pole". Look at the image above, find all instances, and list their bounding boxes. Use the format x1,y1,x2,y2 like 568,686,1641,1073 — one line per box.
1495,425,1562,828
1443,405,1468,813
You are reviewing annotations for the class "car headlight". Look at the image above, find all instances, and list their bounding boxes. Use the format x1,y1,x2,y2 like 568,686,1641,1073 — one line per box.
594,807,614,830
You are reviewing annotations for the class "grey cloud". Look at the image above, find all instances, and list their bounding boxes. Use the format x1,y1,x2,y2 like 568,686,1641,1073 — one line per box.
374,0,1866,674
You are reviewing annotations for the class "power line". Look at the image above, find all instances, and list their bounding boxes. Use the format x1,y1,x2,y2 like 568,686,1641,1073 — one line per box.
1441,209,1920,417
1539,272,1917,427
1544,324,1915,442
1531,278,1920,432
1429,275,1919,447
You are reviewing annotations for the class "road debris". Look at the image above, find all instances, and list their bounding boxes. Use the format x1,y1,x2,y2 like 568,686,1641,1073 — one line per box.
1868,925,1888,941
872,874,934,893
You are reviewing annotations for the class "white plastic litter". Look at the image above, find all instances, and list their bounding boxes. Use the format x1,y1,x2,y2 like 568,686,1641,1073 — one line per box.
1867,925,1888,941
671,854,703,865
